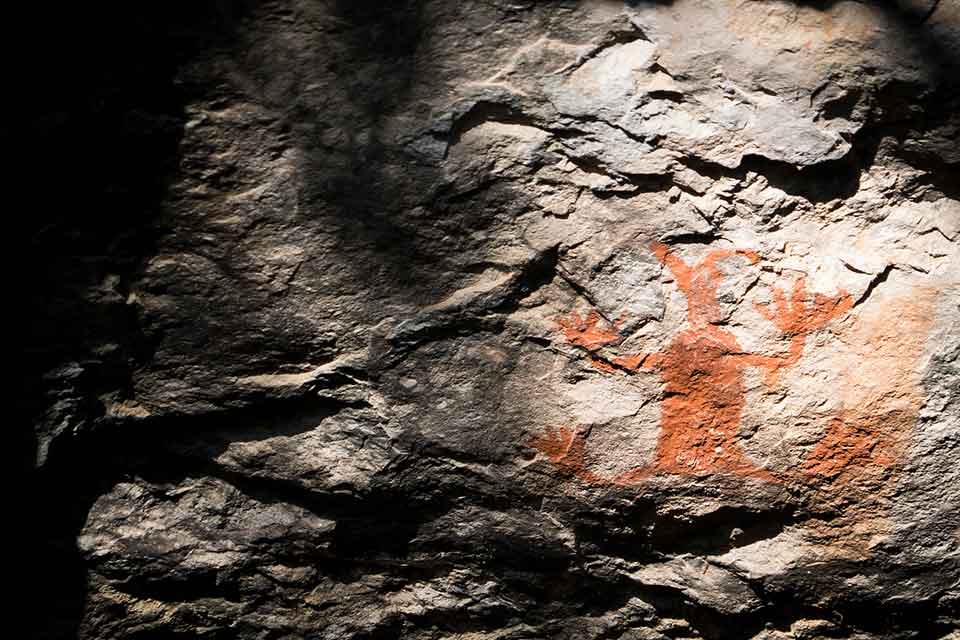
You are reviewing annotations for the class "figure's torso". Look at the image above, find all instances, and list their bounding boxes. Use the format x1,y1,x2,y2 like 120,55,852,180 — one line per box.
652,327,758,475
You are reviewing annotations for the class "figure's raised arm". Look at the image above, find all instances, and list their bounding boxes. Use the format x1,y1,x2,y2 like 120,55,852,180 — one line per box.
556,310,621,351
755,277,852,336
737,277,851,384
650,242,693,290
701,248,760,270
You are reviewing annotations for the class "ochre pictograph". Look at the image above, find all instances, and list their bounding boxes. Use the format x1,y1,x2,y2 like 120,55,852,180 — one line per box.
530,242,853,484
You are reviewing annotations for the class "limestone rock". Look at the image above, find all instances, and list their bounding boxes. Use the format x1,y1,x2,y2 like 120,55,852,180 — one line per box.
16,1,960,638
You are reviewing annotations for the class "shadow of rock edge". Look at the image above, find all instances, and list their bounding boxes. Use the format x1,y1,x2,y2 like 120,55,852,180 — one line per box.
14,1,535,637
10,2,262,637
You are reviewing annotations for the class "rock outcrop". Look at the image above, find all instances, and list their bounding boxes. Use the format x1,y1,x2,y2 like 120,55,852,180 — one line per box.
15,1,960,638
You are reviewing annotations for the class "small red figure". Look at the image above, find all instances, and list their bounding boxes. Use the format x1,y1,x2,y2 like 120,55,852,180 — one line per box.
531,242,852,484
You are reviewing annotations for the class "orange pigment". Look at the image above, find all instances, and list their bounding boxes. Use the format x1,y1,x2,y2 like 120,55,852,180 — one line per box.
531,242,852,484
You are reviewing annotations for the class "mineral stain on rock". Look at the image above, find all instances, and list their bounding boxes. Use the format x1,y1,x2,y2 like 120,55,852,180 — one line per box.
799,287,944,553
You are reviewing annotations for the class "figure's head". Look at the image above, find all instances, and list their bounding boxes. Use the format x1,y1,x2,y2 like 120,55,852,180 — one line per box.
651,243,759,328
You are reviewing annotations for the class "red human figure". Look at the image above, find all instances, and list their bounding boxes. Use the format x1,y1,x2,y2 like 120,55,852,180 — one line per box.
530,242,852,484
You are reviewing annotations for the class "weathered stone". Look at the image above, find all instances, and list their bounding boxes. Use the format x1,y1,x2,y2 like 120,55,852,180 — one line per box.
17,1,960,638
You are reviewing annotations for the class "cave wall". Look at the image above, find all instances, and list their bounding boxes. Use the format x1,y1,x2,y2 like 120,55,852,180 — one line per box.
15,1,960,638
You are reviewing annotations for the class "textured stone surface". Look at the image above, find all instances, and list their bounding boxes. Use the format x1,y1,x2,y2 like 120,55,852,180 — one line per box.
15,1,960,638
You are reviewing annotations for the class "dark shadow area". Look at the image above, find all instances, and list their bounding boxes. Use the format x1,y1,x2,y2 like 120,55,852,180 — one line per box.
290,0,454,299
763,557,959,639
7,2,261,636
649,504,797,554
774,0,960,201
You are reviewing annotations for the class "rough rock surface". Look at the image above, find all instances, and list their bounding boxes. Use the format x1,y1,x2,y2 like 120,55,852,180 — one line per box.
14,1,960,639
